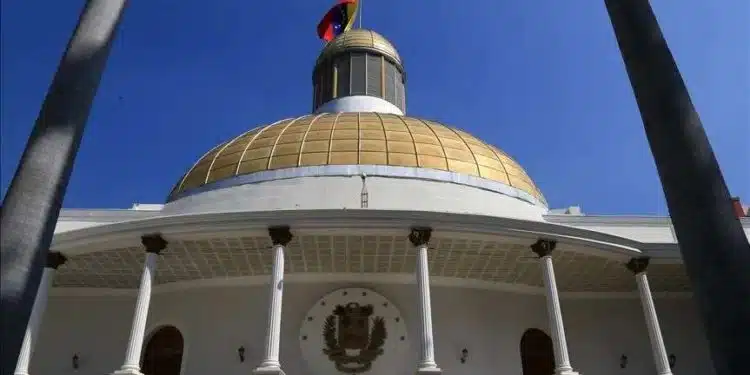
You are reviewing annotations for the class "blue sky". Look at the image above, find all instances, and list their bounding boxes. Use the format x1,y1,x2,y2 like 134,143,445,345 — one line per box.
1,0,748,214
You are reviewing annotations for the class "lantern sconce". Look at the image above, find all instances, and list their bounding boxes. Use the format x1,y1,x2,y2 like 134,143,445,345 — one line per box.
72,353,80,370
460,348,469,364
619,354,628,369
238,346,246,363
668,354,676,369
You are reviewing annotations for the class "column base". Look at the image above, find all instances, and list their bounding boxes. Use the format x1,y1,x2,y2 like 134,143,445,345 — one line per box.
253,365,286,375
111,368,143,375
416,366,442,375
555,370,580,375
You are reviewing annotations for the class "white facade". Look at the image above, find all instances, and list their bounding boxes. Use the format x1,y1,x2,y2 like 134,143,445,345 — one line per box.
32,283,712,375
17,185,747,375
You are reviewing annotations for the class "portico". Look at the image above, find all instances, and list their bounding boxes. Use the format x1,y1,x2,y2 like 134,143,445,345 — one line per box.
16,208,700,375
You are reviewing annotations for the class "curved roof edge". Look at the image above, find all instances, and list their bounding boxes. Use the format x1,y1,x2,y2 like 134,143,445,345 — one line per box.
167,165,547,208
51,209,649,259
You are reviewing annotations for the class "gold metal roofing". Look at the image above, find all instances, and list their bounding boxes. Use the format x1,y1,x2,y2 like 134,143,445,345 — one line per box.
169,113,544,202
316,29,402,67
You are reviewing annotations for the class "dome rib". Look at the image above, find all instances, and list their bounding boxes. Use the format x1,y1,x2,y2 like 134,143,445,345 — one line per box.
267,116,302,169
171,140,227,197
373,112,389,164
205,129,244,184
482,136,512,187
326,113,342,163
395,114,418,167
446,125,483,176
297,113,326,165
168,113,545,204
417,118,450,171
234,118,285,174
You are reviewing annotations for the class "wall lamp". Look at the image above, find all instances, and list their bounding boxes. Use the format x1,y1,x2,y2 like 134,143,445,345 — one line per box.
238,346,246,363
72,353,80,370
460,348,469,364
619,354,628,369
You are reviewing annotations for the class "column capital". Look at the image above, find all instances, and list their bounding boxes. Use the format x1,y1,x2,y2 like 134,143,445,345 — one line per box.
141,233,168,254
530,238,557,258
46,251,67,269
268,226,293,246
625,257,650,274
409,227,432,247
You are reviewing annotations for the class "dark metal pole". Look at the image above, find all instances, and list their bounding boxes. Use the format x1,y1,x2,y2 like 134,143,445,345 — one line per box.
603,1,750,374
0,0,128,372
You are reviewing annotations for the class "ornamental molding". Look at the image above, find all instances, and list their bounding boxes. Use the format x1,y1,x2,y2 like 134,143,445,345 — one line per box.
47,273,694,300
50,210,654,259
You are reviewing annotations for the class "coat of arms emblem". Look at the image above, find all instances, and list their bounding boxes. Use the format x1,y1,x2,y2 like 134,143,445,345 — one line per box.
322,302,387,373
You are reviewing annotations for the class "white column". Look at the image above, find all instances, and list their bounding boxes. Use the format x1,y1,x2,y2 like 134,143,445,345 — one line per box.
254,226,292,375
410,228,441,374
531,239,579,375
14,252,66,375
113,234,166,375
627,257,673,375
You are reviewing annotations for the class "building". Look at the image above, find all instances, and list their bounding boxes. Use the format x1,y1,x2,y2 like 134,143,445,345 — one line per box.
15,28,750,375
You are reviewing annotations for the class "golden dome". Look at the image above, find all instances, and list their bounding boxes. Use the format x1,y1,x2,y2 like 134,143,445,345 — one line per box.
169,113,545,203
316,29,402,67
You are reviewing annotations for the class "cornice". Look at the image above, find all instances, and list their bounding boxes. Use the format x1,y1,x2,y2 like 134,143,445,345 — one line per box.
544,214,674,226
58,208,162,222
546,213,750,227
47,273,692,300
50,209,649,259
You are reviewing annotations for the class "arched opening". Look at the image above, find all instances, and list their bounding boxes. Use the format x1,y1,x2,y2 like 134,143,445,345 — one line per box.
520,328,555,375
141,325,184,375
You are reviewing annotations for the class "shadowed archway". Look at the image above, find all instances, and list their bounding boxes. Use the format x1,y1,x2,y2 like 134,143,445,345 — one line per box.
141,325,184,375
520,328,555,375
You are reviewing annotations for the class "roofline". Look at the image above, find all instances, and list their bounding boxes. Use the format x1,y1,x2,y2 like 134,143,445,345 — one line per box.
51,209,649,258
546,212,750,226
58,208,162,222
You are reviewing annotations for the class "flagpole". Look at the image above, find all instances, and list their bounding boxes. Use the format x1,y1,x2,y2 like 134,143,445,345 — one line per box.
358,0,362,28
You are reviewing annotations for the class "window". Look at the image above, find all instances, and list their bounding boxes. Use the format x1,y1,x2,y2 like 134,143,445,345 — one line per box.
321,63,333,103
350,53,366,95
366,54,382,97
336,55,351,97
384,63,396,104
394,70,403,110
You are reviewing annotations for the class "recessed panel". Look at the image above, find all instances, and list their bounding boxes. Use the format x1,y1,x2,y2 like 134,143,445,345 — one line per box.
418,155,448,170
448,159,479,175
301,140,330,153
387,141,415,154
329,151,358,164
388,153,418,166
269,154,299,169
272,142,302,156
415,143,445,157
299,152,329,166
478,166,510,184
239,147,272,161
385,131,411,142
330,139,358,152
361,139,386,152
360,151,388,164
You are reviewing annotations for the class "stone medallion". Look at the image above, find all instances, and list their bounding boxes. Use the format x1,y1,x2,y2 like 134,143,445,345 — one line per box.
300,287,409,374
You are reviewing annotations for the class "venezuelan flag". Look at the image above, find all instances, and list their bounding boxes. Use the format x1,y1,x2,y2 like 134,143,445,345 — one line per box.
317,0,359,42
